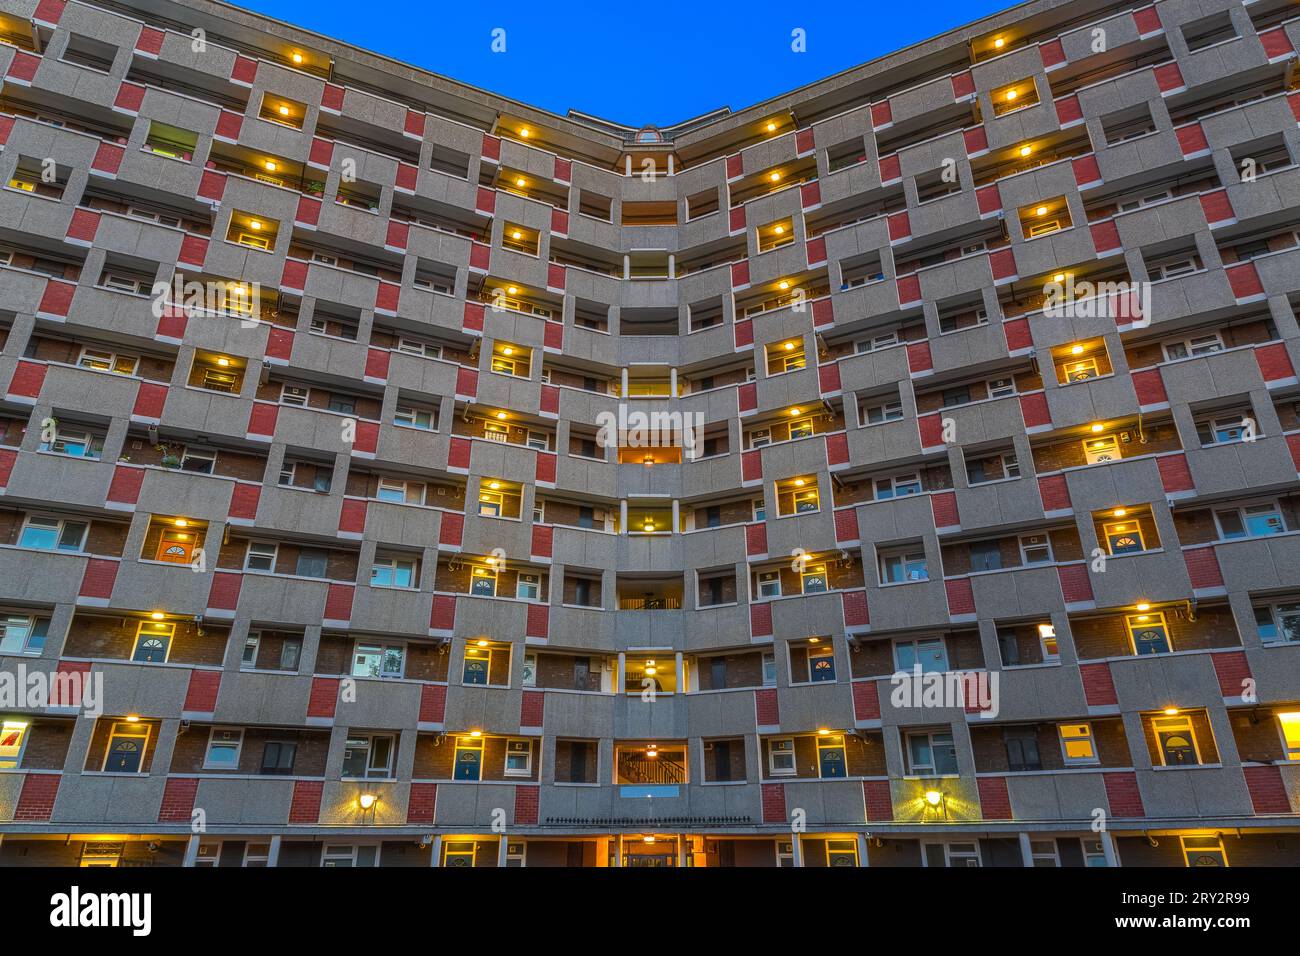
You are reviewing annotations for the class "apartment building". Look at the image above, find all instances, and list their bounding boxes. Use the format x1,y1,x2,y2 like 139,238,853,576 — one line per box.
0,0,1297,868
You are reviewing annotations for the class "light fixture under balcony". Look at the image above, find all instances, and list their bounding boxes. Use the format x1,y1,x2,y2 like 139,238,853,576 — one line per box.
495,411,508,420
469,729,483,738
515,177,526,187
1036,206,1048,216
1005,89,1018,101
358,793,377,810
519,127,531,138
1135,602,1151,612
766,121,777,132
994,37,1005,48
150,612,165,620
769,171,781,182
1163,707,1179,716
924,789,944,807
1090,423,1105,433
1113,507,1127,517
1019,145,1032,157
1070,344,1084,355
264,160,277,171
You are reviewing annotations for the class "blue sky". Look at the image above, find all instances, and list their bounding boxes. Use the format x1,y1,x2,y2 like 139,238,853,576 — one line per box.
236,0,1013,126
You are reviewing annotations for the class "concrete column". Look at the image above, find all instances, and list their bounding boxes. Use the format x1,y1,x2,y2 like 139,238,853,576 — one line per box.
671,499,680,532
620,367,629,396
677,835,687,867
1018,831,1035,867
429,835,443,866
791,834,805,867
1100,831,1118,867
613,834,623,867
595,836,610,866
669,367,678,396
617,652,626,692
675,653,685,693
667,155,675,176
619,499,628,532
497,837,509,867
266,835,282,867
856,833,870,867
182,834,200,867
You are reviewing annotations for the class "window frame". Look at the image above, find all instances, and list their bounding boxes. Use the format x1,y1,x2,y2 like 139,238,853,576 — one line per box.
18,514,88,553
1059,721,1099,766
767,737,796,776
244,541,279,573
203,727,245,771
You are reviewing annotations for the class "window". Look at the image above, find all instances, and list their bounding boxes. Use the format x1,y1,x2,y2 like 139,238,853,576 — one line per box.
1277,712,1300,761
1082,435,1119,464
874,473,921,500
1082,839,1109,867
394,405,434,430
800,563,828,594
244,541,278,572
204,728,243,770
986,377,1015,399
478,490,503,517
516,573,541,601
19,515,87,552
1059,722,1098,765
861,399,903,425
969,541,1002,573
1255,602,1300,644
1127,612,1171,655
762,652,777,686
1181,835,1227,867
768,738,796,776
321,846,360,868
1018,534,1053,565
907,731,958,775
241,633,259,667
443,841,477,866
752,500,766,522
1163,333,1223,362
77,347,138,376
856,330,900,353
757,571,781,598
1005,728,1042,772
966,450,1019,484
924,842,981,867
131,621,174,663
1029,841,1060,867
242,843,271,867
280,639,302,671
0,720,30,769
352,643,405,679
880,547,928,584
326,395,356,416
42,426,103,459
504,739,533,776
0,615,49,656
1196,414,1253,446
470,566,497,597
788,417,814,440
793,487,820,514
295,548,328,578
371,556,416,589
280,385,309,407
103,722,150,773
1038,623,1059,661
180,447,216,474
342,734,395,779
942,386,971,408
1153,714,1201,766
262,740,297,774
1060,357,1099,382
895,637,948,673
526,431,549,450
522,653,537,687
1215,502,1284,540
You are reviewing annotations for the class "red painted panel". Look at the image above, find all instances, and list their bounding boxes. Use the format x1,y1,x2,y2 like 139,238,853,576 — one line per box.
1040,38,1066,69
470,241,491,271
731,259,750,288
208,572,242,611
547,263,566,291
870,101,892,128
1260,27,1295,60
1019,391,1051,428
795,127,815,155
455,367,478,398
448,437,472,471
886,211,910,242
214,110,242,141
1054,94,1082,127
481,133,501,161
280,259,308,291
737,382,756,413
1154,62,1184,93
1103,771,1144,817
553,156,571,182
292,195,321,228
228,483,260,522
1255,342,1295,382
265,326,294,363
37,280,75,318
320,83,344,112
113,81,145,114
5,51,40,84
131,382,167,420
178,234,208,268
246,402,279,438
918,413,945,448
963,126,988,156
725,154,743,179
818,361,841,394
404,110,426,139
1127,367,1166,408
475,186,496,216
1090,219,1120,253
1175,123,1209,156
976,184,1002,216
535,452,557,485
878,154,900,183
551,208,568,235
800,180,821,209
65,208,100,244
1003,317,1032,352
811,297,834,327
8,360,47,399
323,584,353,623
896,273,921,306
364,347,390,382
1056,564,1093,604
34,0,67,25
805,236,826,266
106,466,144,505
1226,262,1264,300
1072,154,1101,188
375,282,400,315
230,55,258,85
825,432,849,467
1132,5,1162,35
540,384,559,415
1198,190,1234,226
338,498,367,535
733,318,753,349
308,137,334,168
196,168,225,201
989,248,1018,281
1212,651,1251,698
951,71,975,99
0,449,15,489
1243,765,1291,814
906,340,933,374
531,523,553,558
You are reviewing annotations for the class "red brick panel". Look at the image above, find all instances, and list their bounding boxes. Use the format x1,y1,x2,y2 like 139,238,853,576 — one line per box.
755,688,778,725
818,361,841,394
1080,662,1118,706
1072,155,1101,188
514,785,539,825
806,236,826,267
976,184,1002,216
1056,564,1094,604
741,449,762,482
1090,220,1120,254
364,347,390,382
404,110,426,139
65,207,100,244
438,511,463,548
207,571,242,611
78,559,118,600
1255,342,1296,383
1288,433,1300,472
307,678,340,719
525,603,549,639
1131,367,1168,406
962,126,988,156
811,297,834,328
918,413,945,448
906,340,933,374
5,51,40,84
800,180,821,209
1260,27,1295,61
1103,771,1144,817
863,780,893,822
8,360,48,399
745,523,768,557
734,318,755,351
455,367,478,399
1183,546,1224,590
1243,765,1291,814
246,402,278,438
1133,5,1162,35
1055,94,1082,126
760,783,785,823
447,437,472,470
834,507,859,543
1211,651,1251,698
324,583,354,623
750,602,773,638
407,782,437,823
977,777,1012,820
930,490,959,528
520,690,544,727
1154,62,1184,94
543,321,563,352
14,774,60,821
0,448,15,490
951,71,975,100
178,234,208,268
430,595,457,632
1039,38,1066,69
1037,473,1071,512
295,195,321,227
288,780,323,824
183,670,221,712
540,384,559,416
1198,189,1234,227
1157,453,1194,493
852,680,881,720
531,522,553,558
871,101,892,128
825,432,849,467
1003,317,1031,352
725,154,742,179
878,154,900,183
731,259,750,288
419,683,447,723
1175,123,1209,157
989,248,1018,282
157,777,198,822
338,498,367,535
841,590,869,628
945,578,976,616
230,54,258,85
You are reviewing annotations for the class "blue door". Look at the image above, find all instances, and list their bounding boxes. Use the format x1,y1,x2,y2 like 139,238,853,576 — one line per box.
454,745,482,780
818,738,846,778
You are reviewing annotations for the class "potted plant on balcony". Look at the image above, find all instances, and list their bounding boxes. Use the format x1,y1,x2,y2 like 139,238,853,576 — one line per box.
305,180,325,197
155,441,183,468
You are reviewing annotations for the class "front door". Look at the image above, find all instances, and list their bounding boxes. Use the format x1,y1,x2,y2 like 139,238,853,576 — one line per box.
104,727,147,773
818,736,847,778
